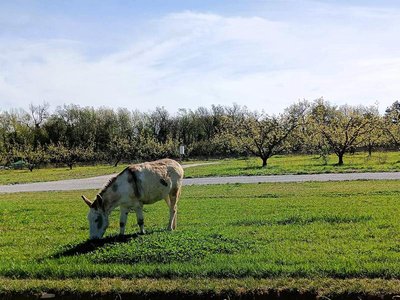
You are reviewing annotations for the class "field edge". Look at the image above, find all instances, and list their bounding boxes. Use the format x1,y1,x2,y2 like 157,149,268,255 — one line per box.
1,277,400,299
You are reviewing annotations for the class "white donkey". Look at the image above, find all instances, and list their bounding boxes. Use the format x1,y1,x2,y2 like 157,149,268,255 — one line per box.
81,159,184,239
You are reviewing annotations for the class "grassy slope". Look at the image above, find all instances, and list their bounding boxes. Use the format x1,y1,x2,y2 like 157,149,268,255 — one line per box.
1,151,399,185
1,181,400,296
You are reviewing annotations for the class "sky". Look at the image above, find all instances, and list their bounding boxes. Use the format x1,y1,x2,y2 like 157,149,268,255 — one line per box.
0,0,400,114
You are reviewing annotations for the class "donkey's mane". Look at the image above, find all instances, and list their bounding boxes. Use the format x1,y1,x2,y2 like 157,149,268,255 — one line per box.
100,176,117,194
99,168,128,194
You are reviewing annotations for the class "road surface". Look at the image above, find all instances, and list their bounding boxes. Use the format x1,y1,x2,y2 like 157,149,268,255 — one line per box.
0,171,399,193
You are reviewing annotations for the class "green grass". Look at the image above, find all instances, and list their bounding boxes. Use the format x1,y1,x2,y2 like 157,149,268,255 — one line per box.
2,151,400,185
0,160,213,185
0,164,125,185
1,180,400,295
184,151,400,177
1,277,400,299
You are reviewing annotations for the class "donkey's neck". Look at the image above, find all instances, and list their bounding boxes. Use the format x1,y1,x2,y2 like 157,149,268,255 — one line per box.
101,193,122,215
100,170,130,215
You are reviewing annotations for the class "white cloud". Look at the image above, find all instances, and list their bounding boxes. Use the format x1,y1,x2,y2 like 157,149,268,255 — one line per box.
0,3,400,114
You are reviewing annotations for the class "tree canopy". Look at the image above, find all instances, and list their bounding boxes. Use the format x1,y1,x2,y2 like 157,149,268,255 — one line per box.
0,100,397,169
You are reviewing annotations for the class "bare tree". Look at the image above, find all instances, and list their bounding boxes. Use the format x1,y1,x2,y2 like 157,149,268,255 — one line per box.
310,99,373,165
29,102,50,129
233,102,308,167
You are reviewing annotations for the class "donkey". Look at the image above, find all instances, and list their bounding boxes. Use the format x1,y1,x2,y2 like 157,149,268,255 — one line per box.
81,158,184,239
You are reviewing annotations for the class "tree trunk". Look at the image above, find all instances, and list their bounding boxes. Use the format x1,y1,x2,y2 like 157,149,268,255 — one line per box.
368,144,372,157
262,157,268,168
338,153,344,166
114,157,121,167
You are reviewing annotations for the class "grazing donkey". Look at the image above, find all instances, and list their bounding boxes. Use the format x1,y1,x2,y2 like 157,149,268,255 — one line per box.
81,159,184,239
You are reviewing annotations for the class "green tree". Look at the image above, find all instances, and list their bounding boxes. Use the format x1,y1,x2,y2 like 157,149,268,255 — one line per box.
28,102,50,147
109,136,131,167
17,144,49,171
383,100,400,148
48,142,94,169
362,106,386,156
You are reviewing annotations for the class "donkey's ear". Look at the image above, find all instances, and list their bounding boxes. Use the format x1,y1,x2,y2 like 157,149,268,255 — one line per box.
81,195,92,207
96,194,104,209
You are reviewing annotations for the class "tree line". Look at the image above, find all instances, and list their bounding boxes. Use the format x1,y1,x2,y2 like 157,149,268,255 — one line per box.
1,99,400,170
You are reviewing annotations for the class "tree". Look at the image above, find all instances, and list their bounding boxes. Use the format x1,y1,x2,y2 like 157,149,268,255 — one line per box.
27,102,50,148
109,136,131,167
147,107,172,144
16,144,49,171
310,99,373,165
29,102,50,129
232,102,307,167
383,100,400,148
362,106,386,156
48,142,94,169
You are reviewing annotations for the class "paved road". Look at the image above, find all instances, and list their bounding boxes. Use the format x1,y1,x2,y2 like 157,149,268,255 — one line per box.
0,171,399,194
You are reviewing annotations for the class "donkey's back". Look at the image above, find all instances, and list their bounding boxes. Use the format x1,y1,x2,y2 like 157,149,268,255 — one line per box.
123,158,183,232
128,158,183,204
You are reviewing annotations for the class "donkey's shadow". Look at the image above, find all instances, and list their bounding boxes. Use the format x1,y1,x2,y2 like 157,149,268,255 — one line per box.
51,228,167,258
52,234,138,258
52,230,161,258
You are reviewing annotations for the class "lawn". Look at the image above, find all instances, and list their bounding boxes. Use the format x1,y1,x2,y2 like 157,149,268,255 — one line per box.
184,151,400,178
0,164,125,185
1,151,400,186
1,180,400,298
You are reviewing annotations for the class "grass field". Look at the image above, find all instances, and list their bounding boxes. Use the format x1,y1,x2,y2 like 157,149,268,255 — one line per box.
1,151,400,185
184,151,400,178
1,180,400,297
0,164,125,185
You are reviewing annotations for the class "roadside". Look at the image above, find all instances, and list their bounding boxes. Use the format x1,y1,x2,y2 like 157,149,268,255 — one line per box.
1,277,399,300
2,152,400,186
0,162,219,193
1,171,400,193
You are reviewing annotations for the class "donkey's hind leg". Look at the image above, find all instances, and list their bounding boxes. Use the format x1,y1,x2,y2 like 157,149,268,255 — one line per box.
164,195,173,231
168,187,181,230
133,203,145,235
119,206,130,236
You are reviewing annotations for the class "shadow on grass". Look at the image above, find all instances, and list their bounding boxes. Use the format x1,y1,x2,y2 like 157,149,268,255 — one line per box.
52,230,164,258
52,234,140,258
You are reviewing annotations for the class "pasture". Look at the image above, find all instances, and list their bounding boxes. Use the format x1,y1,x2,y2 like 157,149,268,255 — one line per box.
1,151,400,185
184,151,400,178
1,180,400,298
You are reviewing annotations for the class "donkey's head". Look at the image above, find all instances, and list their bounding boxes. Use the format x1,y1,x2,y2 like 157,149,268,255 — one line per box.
81,194,109,240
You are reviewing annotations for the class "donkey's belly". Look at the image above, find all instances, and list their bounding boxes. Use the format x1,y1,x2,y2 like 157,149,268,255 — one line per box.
141,197,163,205
141,187,170,205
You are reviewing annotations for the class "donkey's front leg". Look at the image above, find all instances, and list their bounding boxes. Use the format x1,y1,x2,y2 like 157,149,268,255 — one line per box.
134,204,145,235
119,206,129,236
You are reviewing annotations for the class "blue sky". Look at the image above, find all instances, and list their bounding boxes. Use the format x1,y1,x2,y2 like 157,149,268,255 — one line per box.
1,0,399,113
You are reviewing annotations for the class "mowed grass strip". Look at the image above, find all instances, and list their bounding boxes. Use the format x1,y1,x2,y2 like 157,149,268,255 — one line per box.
1,151,400,185
0,181,400,281
1,277,400,299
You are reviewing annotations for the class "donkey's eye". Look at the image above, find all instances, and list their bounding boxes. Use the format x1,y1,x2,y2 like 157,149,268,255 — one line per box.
94,215,103,229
